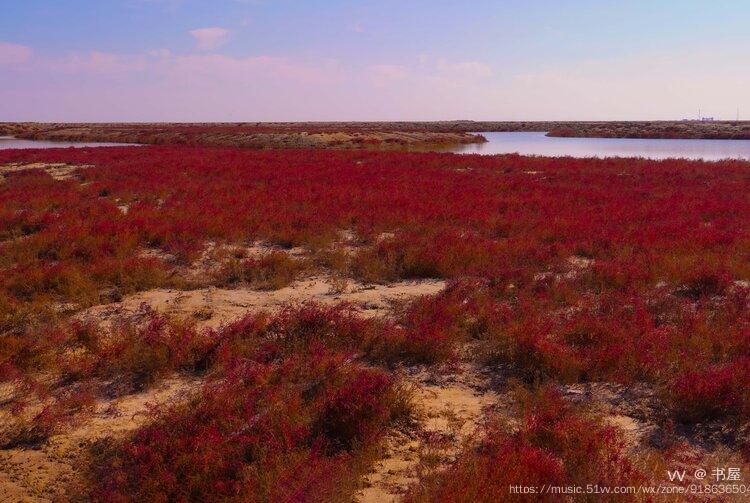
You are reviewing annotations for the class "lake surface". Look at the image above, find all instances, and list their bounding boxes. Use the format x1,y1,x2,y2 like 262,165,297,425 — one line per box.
453,132,750,161
0,136,138,150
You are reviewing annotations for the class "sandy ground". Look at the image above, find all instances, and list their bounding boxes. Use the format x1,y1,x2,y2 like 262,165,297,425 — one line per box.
3,249,743,501
0,377,199,502
357,360,499,503
0,163,89,184
0,219,466,502
3,155,749,502
3,234,745,501
79,276,447,329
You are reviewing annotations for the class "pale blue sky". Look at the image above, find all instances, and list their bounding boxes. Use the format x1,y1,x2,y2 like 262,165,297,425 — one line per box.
1,1,748,121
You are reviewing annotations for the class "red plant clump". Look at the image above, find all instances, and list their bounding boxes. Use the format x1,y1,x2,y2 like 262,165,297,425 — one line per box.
93,351,404,502
405,386,647,502
0,298,456,423
671,357,750,422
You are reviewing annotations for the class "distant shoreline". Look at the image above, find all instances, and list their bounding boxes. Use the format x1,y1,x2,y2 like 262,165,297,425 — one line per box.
2,121,750,147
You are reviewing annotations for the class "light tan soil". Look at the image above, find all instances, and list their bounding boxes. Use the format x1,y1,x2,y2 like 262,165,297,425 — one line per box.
0,163,90,184
78,276,446,329
357,358,501,503
0,377,199,502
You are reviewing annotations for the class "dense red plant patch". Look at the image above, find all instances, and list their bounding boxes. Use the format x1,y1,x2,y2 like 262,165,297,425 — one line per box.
2,146,748,283
93,350,407,502
671,356,750,422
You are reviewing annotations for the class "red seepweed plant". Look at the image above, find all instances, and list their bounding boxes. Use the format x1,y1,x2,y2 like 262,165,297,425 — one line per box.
405,386,649,503
88,306,414,502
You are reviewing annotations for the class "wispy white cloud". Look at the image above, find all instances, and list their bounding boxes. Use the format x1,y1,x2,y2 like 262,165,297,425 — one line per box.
189,27,231,51
0,46,501,120
436,59,492,79
367,64,408,86
46,51,149,74
366,56,493,88
0,42,33,65
147,48,172,59
168,53,342,86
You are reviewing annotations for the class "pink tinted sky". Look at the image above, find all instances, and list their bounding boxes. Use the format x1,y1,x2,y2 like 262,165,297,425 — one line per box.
1,1,749,121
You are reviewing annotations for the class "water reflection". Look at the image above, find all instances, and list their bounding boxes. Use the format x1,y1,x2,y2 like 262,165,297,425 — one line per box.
0,136,140,150
452,132,750,161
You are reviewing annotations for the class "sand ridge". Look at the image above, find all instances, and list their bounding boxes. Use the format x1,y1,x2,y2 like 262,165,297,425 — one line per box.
79,276,447,329
0,163,91,184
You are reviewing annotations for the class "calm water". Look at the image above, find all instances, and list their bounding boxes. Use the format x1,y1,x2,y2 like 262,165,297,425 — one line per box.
0,136,138,150
453,132,750,161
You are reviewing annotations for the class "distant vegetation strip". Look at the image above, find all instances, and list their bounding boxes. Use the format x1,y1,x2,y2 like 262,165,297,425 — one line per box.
4,121,750,145
0,123,486,149
546,121,750,140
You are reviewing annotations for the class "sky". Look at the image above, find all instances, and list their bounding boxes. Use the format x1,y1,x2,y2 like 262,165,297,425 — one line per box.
1,0,749,121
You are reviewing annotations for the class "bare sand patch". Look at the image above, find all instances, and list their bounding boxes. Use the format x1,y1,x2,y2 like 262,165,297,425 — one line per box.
79,276,446,329
357,362,499,503
72,274,509,503
0,163,90,183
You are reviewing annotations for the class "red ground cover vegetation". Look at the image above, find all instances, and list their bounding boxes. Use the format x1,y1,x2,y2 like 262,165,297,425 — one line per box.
2,146,749,408
1,145,749,498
